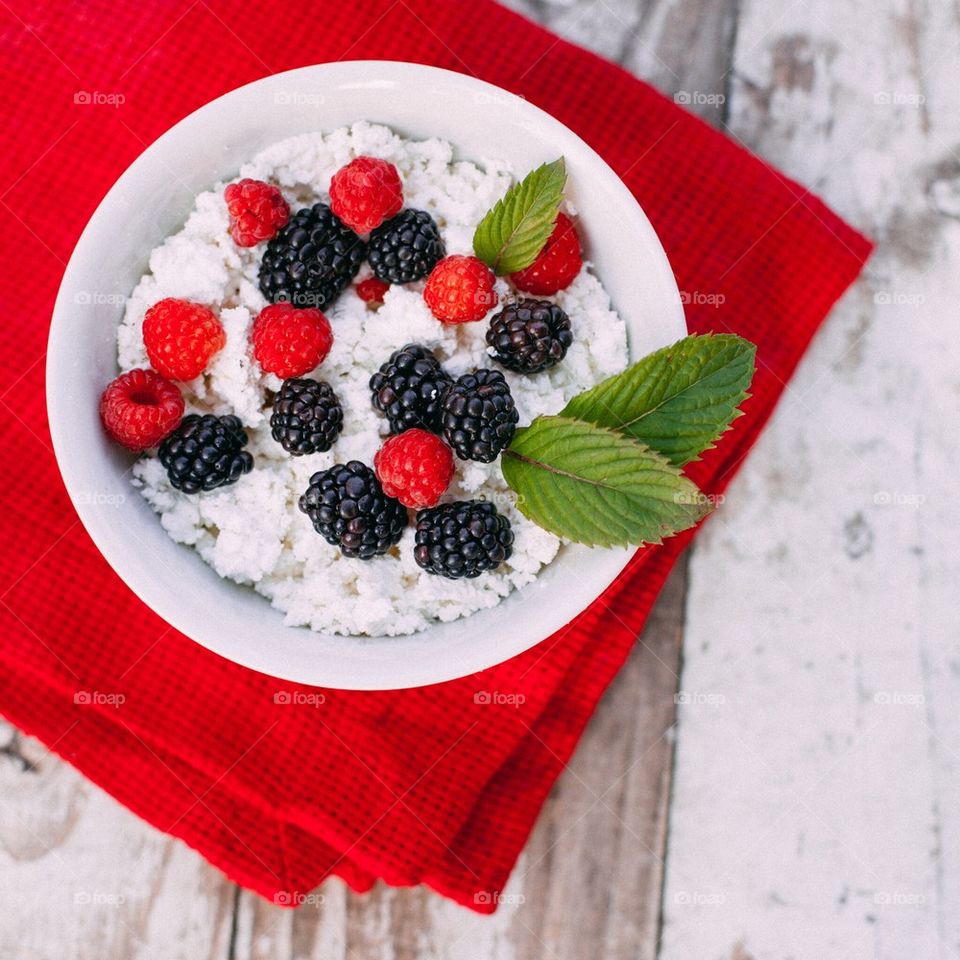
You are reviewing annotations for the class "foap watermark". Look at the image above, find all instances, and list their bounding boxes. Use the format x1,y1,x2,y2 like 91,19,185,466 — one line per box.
874,690,925,707
273,690,326,707
874,91,925,107
674,91,726,107
74,90,125,108
72,490,126,508
873,491,925,507
675,690,726,708
274,290,353,309
274,91,325,107
674,890,726,906
474,890,526,906
673,491,725,507
474,691,525,707
273,891,325,906
74,691,125,708
74,290,126,306
874,891,925,906
473,90,526,107
483,488,520,512
873,291,925,306
680,290,726,308
74,890,126,906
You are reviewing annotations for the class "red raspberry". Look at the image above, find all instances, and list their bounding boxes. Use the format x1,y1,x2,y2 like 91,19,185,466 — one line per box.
374,429,455,509
251,302,333,379
99,368,184,452
224,179,290,247
509,212,582,295
423,255,498,324
143,298,226,381
355,277,390,305
329,156,403,234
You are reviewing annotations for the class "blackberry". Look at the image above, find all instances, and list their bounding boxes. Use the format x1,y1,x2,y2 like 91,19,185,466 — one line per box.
298,461,407,560
369,344,453,434
486,298,573,373
367,209,445,284
258,203,365,308
158,414,253,494
441,369,519,462
270,379,343,455
414,500,514,579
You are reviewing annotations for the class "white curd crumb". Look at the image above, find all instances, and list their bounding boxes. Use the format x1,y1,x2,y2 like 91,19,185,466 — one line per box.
119,123,627,637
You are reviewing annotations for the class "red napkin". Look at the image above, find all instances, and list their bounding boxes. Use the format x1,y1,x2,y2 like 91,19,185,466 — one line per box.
0,0,871,911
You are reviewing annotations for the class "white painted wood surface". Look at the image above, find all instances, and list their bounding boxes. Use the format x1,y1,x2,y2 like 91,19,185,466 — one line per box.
660,0,960,957
3,0,954,957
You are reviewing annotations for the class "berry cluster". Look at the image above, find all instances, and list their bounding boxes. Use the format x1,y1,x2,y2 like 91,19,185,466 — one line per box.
417,211,581,376
100,156,587,582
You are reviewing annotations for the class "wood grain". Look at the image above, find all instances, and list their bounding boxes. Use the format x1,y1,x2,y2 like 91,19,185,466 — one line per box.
659,0,960,958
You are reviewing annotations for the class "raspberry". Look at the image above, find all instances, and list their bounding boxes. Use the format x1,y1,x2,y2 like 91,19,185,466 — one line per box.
374,429,455,508
143,298,226,381
224,179,290,247
423,255,498,324
252,302,333,379
329,156,404,235
355,277,390,305
99,368,184,452
509,212,582,295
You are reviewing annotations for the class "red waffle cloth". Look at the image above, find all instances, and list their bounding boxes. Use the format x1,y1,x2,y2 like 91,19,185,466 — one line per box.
0,0,871,912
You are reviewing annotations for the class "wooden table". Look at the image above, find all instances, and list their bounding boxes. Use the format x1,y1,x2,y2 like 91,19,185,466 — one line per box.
3,0,955,957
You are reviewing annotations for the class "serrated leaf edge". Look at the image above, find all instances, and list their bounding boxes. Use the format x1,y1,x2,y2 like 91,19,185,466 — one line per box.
472,158,566,275
502,415,713,548
560,334,756,466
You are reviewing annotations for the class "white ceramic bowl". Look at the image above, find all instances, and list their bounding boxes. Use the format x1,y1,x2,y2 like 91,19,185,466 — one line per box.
47,61,685,690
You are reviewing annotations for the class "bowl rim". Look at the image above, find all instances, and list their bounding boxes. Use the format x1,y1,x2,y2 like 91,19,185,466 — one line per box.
47,60,686,689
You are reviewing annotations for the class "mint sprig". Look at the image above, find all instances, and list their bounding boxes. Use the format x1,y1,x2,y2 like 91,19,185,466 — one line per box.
500,335,756,548
561,334,756,466
473,158,566,275
502,417,710,548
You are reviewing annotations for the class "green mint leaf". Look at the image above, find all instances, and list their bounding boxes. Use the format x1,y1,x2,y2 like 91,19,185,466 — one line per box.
501,416,712,548
473,158,567,275
560,334,756,466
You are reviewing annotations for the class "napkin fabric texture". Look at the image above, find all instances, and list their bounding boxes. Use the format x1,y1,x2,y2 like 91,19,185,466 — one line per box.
0,0,871,911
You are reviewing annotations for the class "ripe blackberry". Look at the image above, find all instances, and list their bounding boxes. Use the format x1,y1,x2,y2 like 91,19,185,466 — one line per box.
486,298,573,373
158,414,253,494
258,203,365,308
299,461,407,560
367,209,445,284
369,344,453,434
441,369,519,462
270,379,343,455
414,500,514,579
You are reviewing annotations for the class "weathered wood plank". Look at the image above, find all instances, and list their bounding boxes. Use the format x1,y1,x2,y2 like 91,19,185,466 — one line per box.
0,720,235,960
659,0,960,957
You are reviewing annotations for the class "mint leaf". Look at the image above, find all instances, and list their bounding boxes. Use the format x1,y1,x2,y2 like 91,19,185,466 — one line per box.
561,334,756,466
473,158,566,275
501,416,711,548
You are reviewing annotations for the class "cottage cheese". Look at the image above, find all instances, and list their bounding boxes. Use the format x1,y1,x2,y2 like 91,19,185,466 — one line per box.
118,123,627,636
